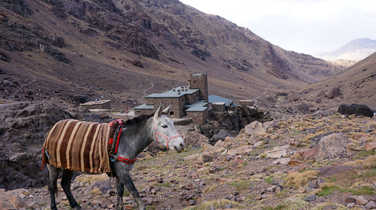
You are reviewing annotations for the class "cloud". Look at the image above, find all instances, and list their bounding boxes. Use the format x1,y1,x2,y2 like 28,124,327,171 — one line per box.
180,0,376,55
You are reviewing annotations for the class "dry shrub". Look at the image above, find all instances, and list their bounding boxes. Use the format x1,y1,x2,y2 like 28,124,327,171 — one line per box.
285,170,319,189
345,155,376,169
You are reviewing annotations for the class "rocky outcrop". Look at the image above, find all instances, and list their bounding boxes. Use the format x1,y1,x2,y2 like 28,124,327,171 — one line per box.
338,104,374,118
200,105,272,144
0,101,111,190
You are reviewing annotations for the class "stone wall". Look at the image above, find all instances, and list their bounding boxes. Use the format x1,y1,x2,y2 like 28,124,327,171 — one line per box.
145,97,185,118
187,109,208,125
189,73,208,101
135,109,154,116
80,100,111,110
185,91,200,104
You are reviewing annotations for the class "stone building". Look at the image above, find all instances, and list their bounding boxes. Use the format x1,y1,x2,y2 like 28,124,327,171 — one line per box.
80,100,111,110
134,73,209,124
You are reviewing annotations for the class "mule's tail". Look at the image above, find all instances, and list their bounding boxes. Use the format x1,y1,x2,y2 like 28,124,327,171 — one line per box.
41,147,47,170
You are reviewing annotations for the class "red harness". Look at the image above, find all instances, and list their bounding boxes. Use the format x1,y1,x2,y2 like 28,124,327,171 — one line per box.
153,125,181,150
108,120,137,165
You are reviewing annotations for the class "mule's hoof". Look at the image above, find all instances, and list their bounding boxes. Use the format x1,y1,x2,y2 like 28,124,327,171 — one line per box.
138,205,146,210
72,204,81,210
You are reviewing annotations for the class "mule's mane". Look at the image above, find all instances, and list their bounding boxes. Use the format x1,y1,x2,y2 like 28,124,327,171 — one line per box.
121,114,153,127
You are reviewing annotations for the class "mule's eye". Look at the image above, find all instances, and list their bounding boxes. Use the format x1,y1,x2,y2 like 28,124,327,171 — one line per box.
161,124,168,128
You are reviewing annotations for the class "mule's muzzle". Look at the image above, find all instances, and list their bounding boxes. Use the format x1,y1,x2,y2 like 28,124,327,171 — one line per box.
173,139,185,153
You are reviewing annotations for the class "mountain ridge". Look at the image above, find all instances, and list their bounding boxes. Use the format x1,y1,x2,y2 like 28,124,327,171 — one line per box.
0,0,342,106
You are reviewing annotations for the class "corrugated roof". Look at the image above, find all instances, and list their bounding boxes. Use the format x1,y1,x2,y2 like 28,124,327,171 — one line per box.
209,95,233,106
185,101,208,108
134,104,154,110
145,87,199,98
81,100,111,106
186,106,208,112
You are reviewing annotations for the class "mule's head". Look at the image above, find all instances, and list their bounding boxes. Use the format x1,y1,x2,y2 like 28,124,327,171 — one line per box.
152,106,185,152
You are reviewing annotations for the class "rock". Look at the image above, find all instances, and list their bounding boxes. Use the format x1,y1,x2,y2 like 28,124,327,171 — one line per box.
295,103,313,114
316,133,348,161
183,131,209,148
356,196,368,205
338,104,374,118
189,199,196,205
9,194,26,209
0,52,11,62
200,152,214,163
273,158,290,165
183,154,200,162
307,180,320,189
132,60,144,68
263,145,289,159
214,140,225,148
366,201,376,209
304,195,316,202
45,46,71,64
365,142,376,151
0,102,72,190
0,189,13,209
211,129,231,143
244,121,266,136
347,203,355,208
347,196,368,205
254,141,264,147
326,87,342,99
227,145,253,156
267,186,278,193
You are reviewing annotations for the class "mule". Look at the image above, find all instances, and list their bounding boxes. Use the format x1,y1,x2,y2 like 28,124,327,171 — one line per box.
41,106,184,210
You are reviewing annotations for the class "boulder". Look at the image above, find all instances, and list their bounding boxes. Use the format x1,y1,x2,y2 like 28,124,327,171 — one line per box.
338,104,374,118
366,201,376,209
200,152,214,163
316,133,348,161
263,145,289,159
365,142,376,151
244,121,266,136
227,145,253,156
326,87,342,99
210,129,231,143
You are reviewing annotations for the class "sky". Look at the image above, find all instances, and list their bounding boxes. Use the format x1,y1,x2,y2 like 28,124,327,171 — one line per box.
180,0,376,56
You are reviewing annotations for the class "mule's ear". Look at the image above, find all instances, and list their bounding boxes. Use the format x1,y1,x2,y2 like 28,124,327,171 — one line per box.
153,105,162,121
162,105,170,114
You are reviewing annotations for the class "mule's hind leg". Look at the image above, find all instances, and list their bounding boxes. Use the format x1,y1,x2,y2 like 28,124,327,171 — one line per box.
61,169,81,209
47,164,59,210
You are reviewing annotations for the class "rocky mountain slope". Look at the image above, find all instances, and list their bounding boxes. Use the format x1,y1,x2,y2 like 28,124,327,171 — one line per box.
2,112,376,209
0,0,342,106
320,38,376,66
299,52,376,110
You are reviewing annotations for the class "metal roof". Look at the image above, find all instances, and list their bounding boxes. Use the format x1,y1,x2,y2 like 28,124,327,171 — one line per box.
186,100,208,112
145,87,199,98
209,95,233,107
134,104,154,110
81,100,111,106
186,106,208,112
185,101,208,108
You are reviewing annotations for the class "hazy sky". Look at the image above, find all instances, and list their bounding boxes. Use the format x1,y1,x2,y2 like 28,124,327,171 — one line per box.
180,0,376,56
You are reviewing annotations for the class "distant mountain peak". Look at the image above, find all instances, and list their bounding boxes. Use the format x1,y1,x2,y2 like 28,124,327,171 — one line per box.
320,38,376,63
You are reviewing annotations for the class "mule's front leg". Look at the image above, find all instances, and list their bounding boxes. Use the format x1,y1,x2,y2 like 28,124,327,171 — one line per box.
122,173,145,210
115,178,124,210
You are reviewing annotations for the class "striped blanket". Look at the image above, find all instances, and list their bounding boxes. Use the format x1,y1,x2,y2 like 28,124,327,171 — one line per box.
42,119,112,174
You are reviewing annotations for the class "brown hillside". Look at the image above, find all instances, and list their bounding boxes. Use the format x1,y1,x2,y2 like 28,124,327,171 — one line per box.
301,52,376,109
0,0,342,106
